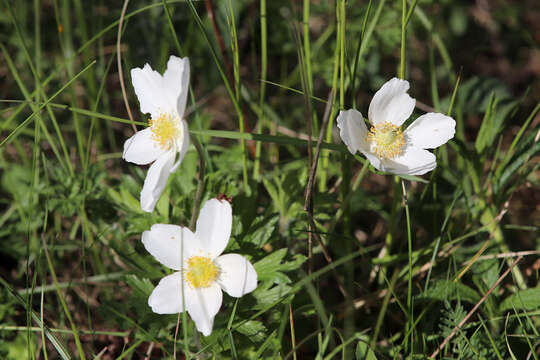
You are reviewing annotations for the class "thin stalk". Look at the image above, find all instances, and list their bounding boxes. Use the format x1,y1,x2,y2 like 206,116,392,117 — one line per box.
117,0,136,132
289,304,297,360
303,0,317,135
339,0,346,109
253,0,267,181
162,0,183,55
226,0,249,193
318,14,341,192
42,237,86,360
58,0,87,167
337,0,354,355
402,181,414,354
350,0,373,106
400,0,406,79
370,270,399,348
189,136,206,230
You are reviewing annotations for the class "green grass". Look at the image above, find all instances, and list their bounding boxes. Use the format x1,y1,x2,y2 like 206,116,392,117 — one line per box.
0,0,539,359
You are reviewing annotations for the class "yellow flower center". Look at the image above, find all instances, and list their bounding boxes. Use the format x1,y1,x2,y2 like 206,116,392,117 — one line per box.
149,113,180,149
185,256,219,288
367,122,405,159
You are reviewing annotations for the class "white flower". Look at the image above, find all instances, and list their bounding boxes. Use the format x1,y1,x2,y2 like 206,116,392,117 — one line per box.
142,198,258,336
337,77,456,175
123,55,191,212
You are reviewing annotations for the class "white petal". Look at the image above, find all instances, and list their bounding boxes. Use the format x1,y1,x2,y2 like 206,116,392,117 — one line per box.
336,109,369,154
170,120,190,173
362,150,384,172
148,272,184,314
381,146,437,175
131,64,174,119
123,128,166,165
368,77,416,126
140,149,175,212
163,56,190,118
215,254,257,298
195,199,232,258
404,112,456,149
142,224,197,270
185,283,223,336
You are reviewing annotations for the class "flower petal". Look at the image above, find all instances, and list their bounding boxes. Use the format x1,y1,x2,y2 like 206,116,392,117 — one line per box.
368,77,416,126
131,63,174,119
148,272,184,314
163,56,190,118
140,149,176,213
215,254,257,298
362,150,384,172
185,283,223,336
142,224,197,270
195,199,232,258
381,146,436,175
170,120,190,173
336,109,369,154
123,128,166,165
404,112,456,149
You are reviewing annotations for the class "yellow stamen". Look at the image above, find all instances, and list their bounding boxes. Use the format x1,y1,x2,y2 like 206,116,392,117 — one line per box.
149,113,179,149
185,256,219,288
367,122,405,159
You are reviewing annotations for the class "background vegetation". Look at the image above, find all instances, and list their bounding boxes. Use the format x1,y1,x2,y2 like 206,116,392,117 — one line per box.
0,0,539,358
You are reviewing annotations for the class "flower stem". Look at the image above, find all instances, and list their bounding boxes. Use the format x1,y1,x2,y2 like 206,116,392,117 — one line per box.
402,180,414,354
190,135,206,230
400,0,406,79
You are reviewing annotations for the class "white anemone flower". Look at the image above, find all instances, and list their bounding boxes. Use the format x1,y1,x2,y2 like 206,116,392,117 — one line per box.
142,198,258,336
123,55,191,212
337,78,456,175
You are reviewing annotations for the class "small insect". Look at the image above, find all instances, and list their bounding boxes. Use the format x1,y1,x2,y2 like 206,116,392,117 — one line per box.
217,193,232,204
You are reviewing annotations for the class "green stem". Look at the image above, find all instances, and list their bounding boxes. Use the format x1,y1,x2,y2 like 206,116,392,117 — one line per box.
318,8,341,192
42,237,86,360
253,0,267,181
402,180,414,354
400,0,406,79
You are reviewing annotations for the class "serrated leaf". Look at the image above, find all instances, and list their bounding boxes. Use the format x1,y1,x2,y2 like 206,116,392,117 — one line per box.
243,215,278,247
254,249,306,283
236,320,267,343
499,287,540,312
253,249,287,276
252,284,293,310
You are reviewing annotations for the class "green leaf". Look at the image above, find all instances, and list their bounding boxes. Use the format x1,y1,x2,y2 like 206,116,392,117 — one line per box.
499,287,540,312
242,215,279,247
475,92,497,154
494,127,540,195
254,249,306,283
356,337,378,360
252,284,293,310
254,249,287,276
107,187,141,213
124,275,154,298
235,320,267,343
417,280,481,304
